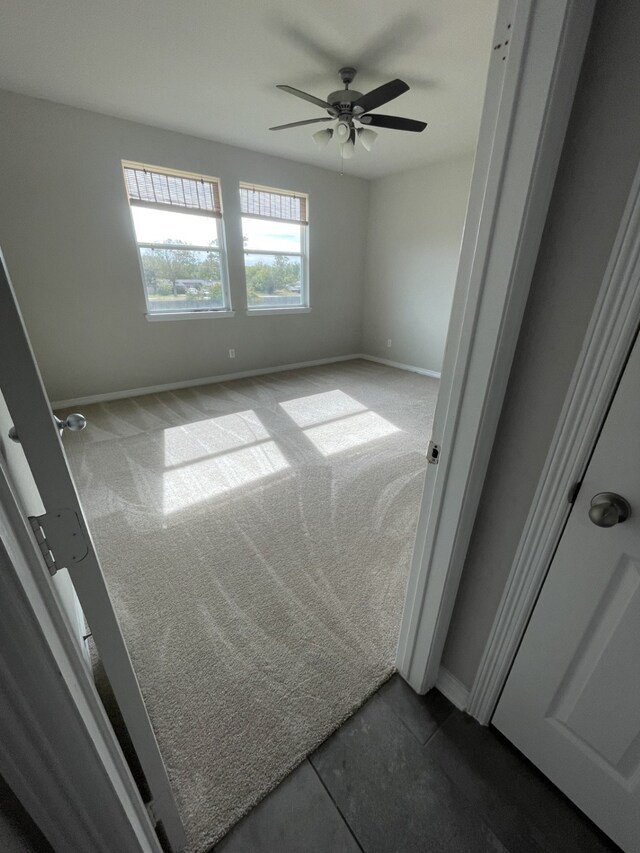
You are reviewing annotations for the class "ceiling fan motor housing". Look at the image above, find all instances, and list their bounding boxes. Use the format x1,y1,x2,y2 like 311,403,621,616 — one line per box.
327,88,363,115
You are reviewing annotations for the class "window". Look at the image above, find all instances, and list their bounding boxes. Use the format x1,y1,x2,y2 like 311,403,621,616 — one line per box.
240,183,309,311
123,162,231,316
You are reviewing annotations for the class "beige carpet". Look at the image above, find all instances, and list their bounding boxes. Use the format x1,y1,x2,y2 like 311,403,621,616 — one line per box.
63,359,438,852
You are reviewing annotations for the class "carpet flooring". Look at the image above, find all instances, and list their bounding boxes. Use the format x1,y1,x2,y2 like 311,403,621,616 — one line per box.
62,359,439,852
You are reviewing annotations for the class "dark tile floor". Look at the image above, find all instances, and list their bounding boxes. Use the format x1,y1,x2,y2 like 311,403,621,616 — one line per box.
215,675,620,853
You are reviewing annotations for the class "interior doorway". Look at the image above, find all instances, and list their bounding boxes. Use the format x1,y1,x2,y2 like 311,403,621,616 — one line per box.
0,4,596,844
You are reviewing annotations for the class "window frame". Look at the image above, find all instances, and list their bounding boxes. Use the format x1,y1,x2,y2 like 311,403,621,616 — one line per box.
239,183,310,315
122,161,233,320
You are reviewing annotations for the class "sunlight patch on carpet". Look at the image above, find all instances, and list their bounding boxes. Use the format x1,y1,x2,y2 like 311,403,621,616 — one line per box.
279,389,366,427
162,440,289,514
304,410,399,456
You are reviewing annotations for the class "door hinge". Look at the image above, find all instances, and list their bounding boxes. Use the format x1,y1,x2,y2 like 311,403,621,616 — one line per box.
29,516,58,575
145,799,158,827
427,440,441,464
28,509,88,576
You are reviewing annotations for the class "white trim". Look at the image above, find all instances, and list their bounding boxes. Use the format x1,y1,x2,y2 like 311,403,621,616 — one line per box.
50,354,362,408
396,0,596,694
360,354,441,379
467,160,640,725
435,666,469,711
146,310,235,321
246,307,311,315
243,249,304,257
138,242,222,252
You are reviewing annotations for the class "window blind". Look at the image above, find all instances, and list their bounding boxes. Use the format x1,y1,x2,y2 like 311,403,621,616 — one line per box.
240,184,308,225
123,164,222,217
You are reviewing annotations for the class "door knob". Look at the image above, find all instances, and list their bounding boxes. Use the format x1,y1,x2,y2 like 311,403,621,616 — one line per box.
588,492,631,527
8,413,87,444
54,413,87,434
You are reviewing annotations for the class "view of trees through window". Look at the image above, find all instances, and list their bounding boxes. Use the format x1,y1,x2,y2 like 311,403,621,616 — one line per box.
130,205,228,313
126,167,308,314
244,253,301,304
140,242,224,310
242,218,304,309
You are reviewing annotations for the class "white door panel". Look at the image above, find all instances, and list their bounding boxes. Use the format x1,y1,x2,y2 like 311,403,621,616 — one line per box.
0,254,185,850
494,330,640,851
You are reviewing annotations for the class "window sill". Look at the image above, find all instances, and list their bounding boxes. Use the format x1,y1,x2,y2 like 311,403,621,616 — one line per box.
246,307,311,316
146,310,235,322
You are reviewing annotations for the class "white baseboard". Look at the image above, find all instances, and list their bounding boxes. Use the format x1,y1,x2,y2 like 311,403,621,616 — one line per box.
51,352,441,409
359,354,441,379
50,354,361,408
435,666,469,711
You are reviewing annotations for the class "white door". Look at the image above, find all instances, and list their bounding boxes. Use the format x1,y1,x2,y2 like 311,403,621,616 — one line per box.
0,388,88,661
0,254,186,851
493,328,640,851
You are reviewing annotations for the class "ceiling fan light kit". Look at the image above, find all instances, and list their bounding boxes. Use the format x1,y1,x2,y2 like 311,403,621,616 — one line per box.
270,67,427,162
357,127,378,151
341,140,355,160
312,128,334,148
336,120,351,142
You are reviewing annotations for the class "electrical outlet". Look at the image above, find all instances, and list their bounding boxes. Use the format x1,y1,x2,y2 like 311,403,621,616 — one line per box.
387,339,392,348
229,348,236,359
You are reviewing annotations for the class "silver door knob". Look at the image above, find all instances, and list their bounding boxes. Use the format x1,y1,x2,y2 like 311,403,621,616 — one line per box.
8,413,87,444
54,413,87,434
7,412,87,444
588,493,631,527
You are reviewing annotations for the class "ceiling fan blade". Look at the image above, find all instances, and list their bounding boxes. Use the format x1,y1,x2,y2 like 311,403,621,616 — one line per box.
276,85,337,114
352,79,410,115
269,117,333,131
360,114,427,132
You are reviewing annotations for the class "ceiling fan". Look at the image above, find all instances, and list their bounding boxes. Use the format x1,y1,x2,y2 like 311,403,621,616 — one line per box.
269,67,427,159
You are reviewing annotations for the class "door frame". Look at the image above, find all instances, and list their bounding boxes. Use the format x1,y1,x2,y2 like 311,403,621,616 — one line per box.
397,0,596,692
467,159,640,724
0,457,163,852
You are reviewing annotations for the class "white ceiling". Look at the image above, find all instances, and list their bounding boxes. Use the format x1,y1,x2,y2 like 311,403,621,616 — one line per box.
0,0,497,179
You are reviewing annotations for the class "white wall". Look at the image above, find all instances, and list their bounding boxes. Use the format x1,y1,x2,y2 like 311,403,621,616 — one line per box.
0,90,369,402
442,0,640,690
362,155,473,372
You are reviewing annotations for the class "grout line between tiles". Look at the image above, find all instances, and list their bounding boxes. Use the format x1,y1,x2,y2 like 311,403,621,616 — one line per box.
307,758,367,853
377,685,457,747
418,718,521,853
